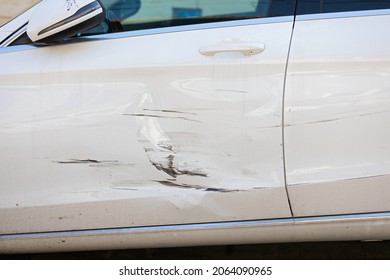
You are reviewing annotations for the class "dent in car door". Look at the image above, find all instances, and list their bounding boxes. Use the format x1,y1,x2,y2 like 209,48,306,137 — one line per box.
0,5,295,234
285,4,390,216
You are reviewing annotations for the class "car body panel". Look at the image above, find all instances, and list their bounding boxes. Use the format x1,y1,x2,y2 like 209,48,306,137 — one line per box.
285,11,390,216
0,18,294,234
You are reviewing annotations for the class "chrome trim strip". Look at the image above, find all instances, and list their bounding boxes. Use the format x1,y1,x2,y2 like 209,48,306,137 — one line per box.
1,211,390,240
0,44,37,54
295,211,390,222
0,24,28,48
296,9,390,21
85,16,294,41
0,218,292,239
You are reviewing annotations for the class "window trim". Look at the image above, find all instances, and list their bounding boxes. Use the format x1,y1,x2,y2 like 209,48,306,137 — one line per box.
0,24,28,48
296,7,390,21
84,15,294,40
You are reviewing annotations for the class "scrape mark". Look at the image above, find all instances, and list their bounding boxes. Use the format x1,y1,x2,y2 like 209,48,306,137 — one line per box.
286,111,390,127
53,159,119,165
285,118,339,127
288,173,390,187
216,89,247,93
134,110,209,180
205,187,239,193
156,180,200,188
158,143,174,151
54,159,101,164
143,108,198,115
155,180,239,192
110,187,139,191
123,113,201,123
150,155,207,178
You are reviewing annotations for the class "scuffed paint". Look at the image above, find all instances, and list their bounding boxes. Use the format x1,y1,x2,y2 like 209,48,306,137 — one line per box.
155,180,239,192
149,154,208,178
53,159,118,164
0,20,295,236
124,113,201,123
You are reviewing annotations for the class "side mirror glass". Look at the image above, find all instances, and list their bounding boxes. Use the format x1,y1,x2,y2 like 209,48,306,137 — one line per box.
27,0,104,44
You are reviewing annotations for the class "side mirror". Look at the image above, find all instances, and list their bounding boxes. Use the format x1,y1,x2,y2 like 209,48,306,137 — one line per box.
27,0,104,44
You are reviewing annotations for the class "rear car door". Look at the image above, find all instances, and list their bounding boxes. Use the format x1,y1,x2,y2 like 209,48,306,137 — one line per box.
0,0,295,235
285,0,390,216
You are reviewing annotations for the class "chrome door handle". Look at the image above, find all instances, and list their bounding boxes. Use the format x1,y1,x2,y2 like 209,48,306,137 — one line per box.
199,42,265,57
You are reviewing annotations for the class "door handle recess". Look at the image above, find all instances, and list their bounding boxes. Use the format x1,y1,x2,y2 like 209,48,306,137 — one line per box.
199,42,265,57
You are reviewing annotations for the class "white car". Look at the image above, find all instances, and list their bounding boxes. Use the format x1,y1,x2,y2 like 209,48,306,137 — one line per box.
1,0,390,254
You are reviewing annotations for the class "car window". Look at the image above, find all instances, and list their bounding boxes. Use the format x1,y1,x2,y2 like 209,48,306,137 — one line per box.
88,0,295,35
6,0,295,46
297,0,390,15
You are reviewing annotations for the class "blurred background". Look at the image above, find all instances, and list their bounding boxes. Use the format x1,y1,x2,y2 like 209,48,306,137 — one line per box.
0,0,40,26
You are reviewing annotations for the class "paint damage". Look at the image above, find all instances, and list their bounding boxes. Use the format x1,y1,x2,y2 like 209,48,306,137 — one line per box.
53,159,118,164
155,180,240,192
149,154,208,179
124,113,201,123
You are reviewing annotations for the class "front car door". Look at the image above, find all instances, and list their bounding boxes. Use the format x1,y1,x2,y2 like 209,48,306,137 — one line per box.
0,0,295,239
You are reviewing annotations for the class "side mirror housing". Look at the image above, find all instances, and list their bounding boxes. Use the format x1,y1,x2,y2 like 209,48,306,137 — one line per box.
27,0,104,44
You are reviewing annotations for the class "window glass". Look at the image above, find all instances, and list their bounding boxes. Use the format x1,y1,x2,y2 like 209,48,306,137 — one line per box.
297,0,390,15
94,0,295,34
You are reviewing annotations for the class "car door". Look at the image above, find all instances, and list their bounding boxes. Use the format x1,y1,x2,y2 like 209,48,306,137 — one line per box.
285,0,390,216
0,0,295,235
